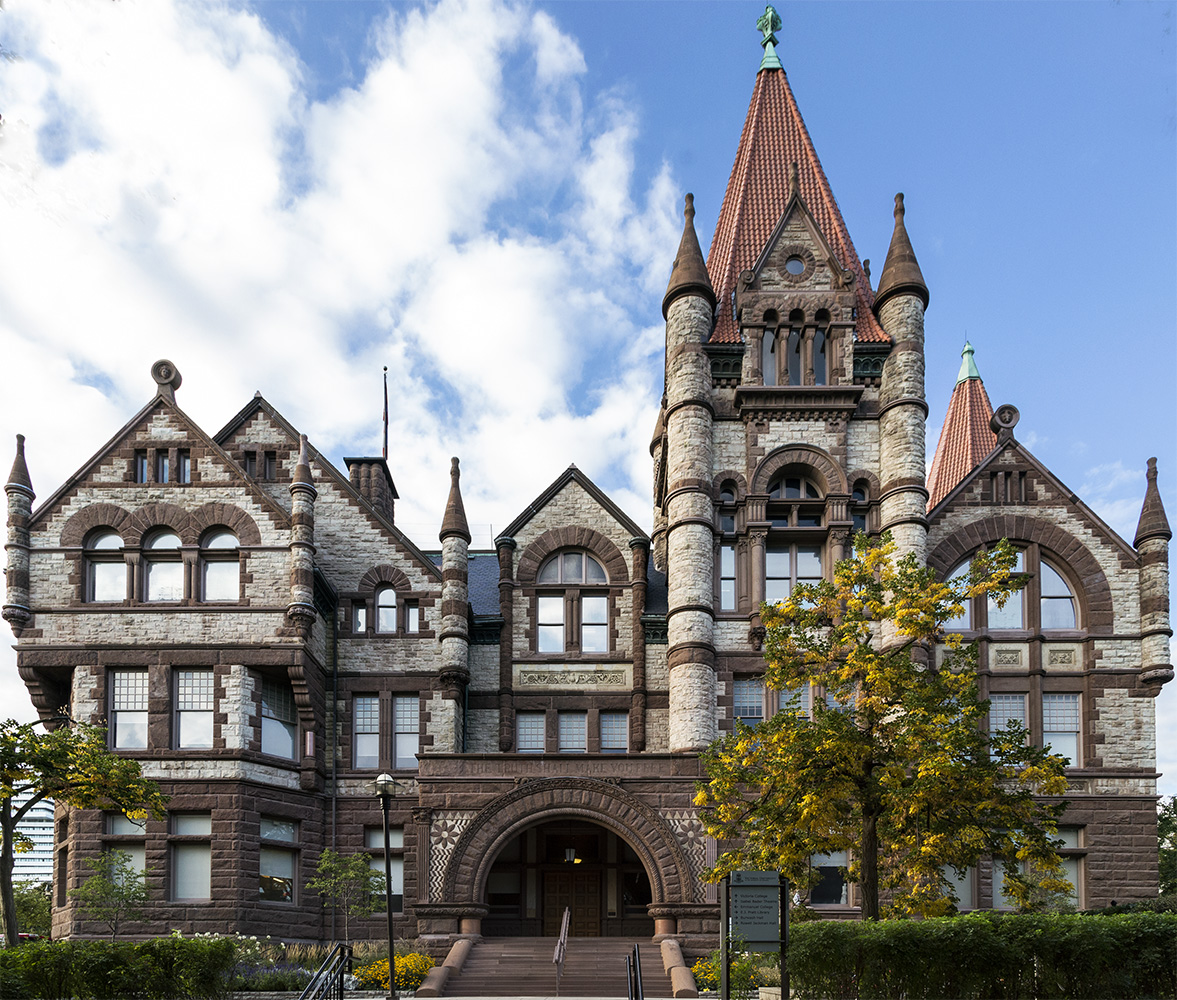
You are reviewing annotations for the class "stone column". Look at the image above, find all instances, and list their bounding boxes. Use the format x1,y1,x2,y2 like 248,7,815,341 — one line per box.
286,435,317,637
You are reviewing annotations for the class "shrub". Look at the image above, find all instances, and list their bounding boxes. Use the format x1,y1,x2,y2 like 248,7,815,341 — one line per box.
354,953,435,992
690,949,763,999
232,962,312,992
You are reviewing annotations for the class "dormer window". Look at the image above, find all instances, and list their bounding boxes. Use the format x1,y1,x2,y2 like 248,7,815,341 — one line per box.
535,551,609,655
86,530,126,603
144,530,183,602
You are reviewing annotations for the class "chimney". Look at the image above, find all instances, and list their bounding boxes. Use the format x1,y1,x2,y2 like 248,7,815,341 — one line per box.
344,458,398,524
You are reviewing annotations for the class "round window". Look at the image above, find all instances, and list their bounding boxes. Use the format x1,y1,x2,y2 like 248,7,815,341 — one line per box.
785,256,806,276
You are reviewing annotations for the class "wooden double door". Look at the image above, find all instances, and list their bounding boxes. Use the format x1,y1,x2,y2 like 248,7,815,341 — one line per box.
543,869,601,936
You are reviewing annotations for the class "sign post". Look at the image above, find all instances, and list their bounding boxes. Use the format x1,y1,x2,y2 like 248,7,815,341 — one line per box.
725,872,785,998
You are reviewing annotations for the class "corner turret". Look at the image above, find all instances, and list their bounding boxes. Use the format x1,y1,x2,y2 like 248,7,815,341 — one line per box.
1135,458,1172,688
436,458,471,751
3,435,35,634
286,435,317,637
662,194,716,321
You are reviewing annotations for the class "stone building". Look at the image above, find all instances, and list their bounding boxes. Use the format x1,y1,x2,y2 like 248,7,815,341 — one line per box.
3,14,1170,946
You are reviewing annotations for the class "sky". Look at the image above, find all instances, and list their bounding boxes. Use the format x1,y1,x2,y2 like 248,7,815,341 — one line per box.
0,1,1174,782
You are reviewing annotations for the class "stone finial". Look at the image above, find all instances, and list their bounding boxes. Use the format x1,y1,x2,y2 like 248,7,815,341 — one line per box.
1135,457,1172,547
151,359,183,405
989,403,1020,444
440,456,472,543
873,193,929,313
787,161,799,201
291,435,315,492
757,5,783,71
957,341,982,384
6,434,34,498
662,194,716,319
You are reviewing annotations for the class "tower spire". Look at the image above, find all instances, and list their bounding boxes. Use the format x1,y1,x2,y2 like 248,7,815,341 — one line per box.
927,343,997,510
756,5,783,71
440,457,471,544
1135,457,1172,548
874,193,929,313
662,194,715,320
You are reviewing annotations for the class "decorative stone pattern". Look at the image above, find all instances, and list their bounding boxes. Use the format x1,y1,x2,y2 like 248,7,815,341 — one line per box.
221,665,255,750
429,810,474,903
664,809,709,902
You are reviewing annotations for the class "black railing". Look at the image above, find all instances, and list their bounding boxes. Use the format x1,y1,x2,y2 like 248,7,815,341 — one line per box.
552,906,571,996
299,942,353,1000
625,942,644,1000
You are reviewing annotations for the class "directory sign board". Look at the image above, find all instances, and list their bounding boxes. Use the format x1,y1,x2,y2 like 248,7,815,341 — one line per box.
729,870,780,952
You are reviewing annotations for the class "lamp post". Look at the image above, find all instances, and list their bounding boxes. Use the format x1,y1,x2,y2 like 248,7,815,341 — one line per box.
373,772,397,1000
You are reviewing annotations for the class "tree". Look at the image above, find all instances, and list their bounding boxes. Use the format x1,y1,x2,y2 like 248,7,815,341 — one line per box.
11,880,51,938
695,535,1071,920
67,849,150,941
0,719,168,946
306,848,384,943
1158,797,1177,896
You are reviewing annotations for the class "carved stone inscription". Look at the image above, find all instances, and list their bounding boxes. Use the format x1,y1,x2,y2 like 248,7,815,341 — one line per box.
513,663,633,691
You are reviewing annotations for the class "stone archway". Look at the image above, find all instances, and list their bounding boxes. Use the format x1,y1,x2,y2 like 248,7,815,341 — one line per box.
439,777,696,917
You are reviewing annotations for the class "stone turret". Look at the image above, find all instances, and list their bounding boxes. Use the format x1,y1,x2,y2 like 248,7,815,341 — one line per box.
3,435,35,635
662,194,719,753
286,435,317,636
875,193,930,563
1134,458,1173,688
436,457,471,751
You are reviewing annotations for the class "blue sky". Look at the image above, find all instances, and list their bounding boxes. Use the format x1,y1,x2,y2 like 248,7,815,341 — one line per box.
0,1,1174,784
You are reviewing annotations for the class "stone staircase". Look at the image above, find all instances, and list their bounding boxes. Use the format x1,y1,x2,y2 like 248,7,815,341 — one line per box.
440,936,677,997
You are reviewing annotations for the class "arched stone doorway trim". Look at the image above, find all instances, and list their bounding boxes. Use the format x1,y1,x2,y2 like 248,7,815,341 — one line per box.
440,777,694,906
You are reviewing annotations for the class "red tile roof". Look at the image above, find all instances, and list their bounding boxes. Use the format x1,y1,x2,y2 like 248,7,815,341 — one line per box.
706,68,888,345
927,368,997,511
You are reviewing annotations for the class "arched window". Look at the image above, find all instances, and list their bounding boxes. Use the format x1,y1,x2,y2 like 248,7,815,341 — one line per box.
86,530,125,602
1040,562,1077,629
987,549,1025,630
375,586,397,633
813,328,827,385
943,547,1076,633
200,530,239,602
144,530,183,602
535,551,609,654
786,328,802,386
851,480,870,534
762,329,778,386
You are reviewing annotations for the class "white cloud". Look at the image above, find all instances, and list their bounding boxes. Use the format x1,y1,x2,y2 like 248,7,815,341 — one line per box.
0,0,681,722
1079,460,1145,542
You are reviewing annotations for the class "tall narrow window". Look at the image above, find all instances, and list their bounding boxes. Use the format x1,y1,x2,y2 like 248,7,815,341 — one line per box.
787,329,802,385
987,550,1025,629
354,695,380,769
144,530,183,602
1042,693,1080,765
405,601,421,633
813,329,827,384
171,813,212,901
352,602,368,634
134,450,149,484
86,531,126,602
365,826,404,912
261,678,297,759
155,451,170,484
761,330,777,386
259,817,297,903
581,596,608,652
175,669,214,749
537,596,565,653
943,562,972,631
516,711,545,752
810,851,848,904
200,530,239,602
600,712,628,753
850,483,869,534
393,695,419,770
558,711,587,753
376,587,397,633
111,670,148,749
177,450,191,484
1040,563,1077,629
719,544,736,611
733,677,764,725
263,451,277,480
243,451,257,476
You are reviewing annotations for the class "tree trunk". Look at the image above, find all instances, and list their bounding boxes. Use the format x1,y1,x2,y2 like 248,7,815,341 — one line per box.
860,809,880,921
1,809,20,947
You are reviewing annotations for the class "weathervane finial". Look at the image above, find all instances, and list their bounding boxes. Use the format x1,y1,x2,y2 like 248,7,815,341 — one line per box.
757,5,783,71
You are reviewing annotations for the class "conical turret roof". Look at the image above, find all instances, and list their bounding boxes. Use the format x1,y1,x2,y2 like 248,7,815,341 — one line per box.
927,343,997,510
706,65,886,345
662,194,716,319
6,434,33,496
1134,458,1171,546
440,457,471,543
874,193,929,312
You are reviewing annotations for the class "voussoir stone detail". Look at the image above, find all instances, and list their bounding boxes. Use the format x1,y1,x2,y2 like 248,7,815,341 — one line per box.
516,527,629,585
358,564,413,593
751,443,847,495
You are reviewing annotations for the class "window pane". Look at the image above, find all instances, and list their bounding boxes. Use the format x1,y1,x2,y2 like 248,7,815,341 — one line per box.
366,826,405,850
173,843,211,900
146,532,181,550
988,592,1023,629
259,847,295,902
203,531,238,550
581,625,608,653
355,694,379,764
353,603,367,632
155,454,169,484
178,452,191,484
107,813,146,835
406,603,420,632
1043,693,1080,765
394,696,418,769
787,330,801,385
260,817,297,842
394,733,418,770
765,579,791,604
262,679,296,722
355,733,379,769
91,561,125,602
944,563,971,630
582,596,607,624
111,845,146,881
177,670,213,710
762,331,777,386
943,865,974,909
796,546,822,580
537,559,559,584
558,712,586,753
538,597,564,652
989,694,1027,734
178,712,213,749
1042,596,1076,629
563,552,583,582
262,717,297,759
113,671,148,749
733,678,763,725
90,532,123,551
720,579,736,611
517,712,545,752
585,556,607,584
813,329,826,385
600,713,627,753
810,851,847,904
146,560,183,601
173,813,212,835
376,588,396,632
538,625,564,652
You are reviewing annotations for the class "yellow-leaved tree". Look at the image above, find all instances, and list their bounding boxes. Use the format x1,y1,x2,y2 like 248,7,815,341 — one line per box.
695,535,1071,921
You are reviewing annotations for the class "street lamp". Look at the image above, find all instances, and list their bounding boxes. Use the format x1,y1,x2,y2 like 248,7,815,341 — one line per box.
373,772,398,1000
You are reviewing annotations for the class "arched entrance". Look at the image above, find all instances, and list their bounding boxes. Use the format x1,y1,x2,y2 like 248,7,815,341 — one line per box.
483,818,654,937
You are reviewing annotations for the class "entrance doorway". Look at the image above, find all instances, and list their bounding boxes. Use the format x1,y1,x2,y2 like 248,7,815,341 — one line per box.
482,818,654,937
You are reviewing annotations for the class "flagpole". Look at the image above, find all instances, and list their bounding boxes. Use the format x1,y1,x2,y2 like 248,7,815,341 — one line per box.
382,366,389,460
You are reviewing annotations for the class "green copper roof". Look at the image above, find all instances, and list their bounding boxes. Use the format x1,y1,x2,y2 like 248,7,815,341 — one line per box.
957,341,981,384
757,5,783,71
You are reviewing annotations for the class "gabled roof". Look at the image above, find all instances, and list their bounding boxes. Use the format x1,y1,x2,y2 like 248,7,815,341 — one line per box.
214,395,443,581
706,67,887,345
927,343,997,510
28,392,291,533
929,430,1139,563
497,465,649,543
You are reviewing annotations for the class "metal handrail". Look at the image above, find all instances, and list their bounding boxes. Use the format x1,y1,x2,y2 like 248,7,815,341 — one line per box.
625,943,644,1000
298,942,353,1000
552,906,571,996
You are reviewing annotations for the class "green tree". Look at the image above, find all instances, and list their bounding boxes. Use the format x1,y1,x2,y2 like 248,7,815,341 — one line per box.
695,535,1071,920
1158,796,1177,896
0,719,167,946
11,880,51,938
306,848,384,943
67,849,150,941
